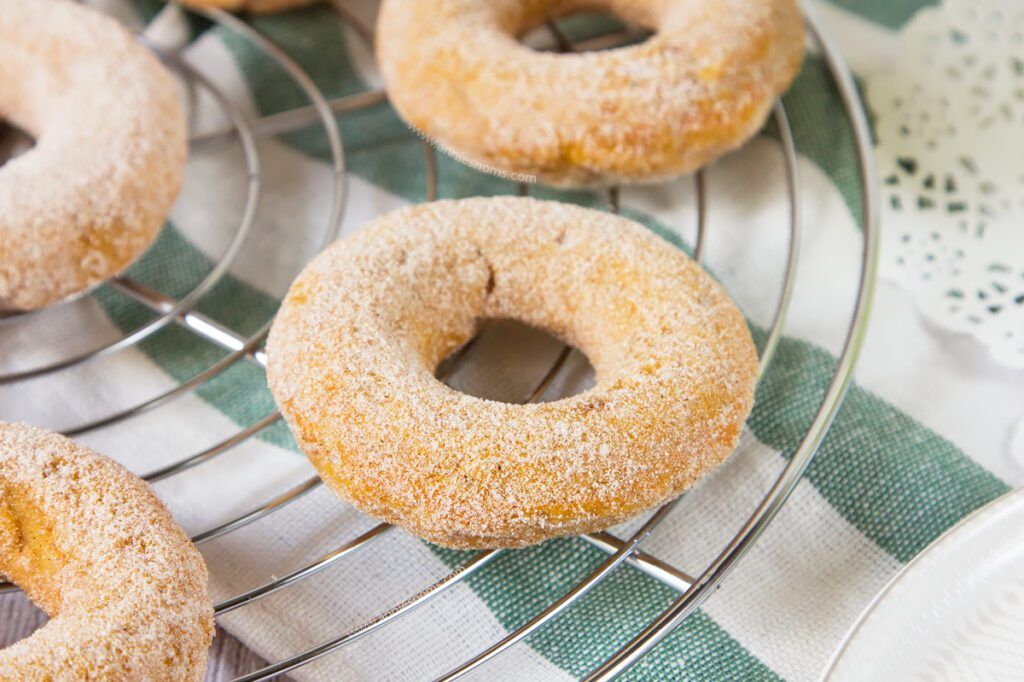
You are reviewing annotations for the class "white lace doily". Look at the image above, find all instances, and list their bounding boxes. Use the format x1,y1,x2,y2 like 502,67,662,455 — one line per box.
867,0,1024,367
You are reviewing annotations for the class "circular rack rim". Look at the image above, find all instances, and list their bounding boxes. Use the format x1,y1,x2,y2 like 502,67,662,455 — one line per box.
0,2,879,680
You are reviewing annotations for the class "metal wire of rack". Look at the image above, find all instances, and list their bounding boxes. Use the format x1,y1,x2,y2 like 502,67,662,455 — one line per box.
0,1,879,680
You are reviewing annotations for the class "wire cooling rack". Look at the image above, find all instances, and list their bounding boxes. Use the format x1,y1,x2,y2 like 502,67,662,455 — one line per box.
0,2,878,679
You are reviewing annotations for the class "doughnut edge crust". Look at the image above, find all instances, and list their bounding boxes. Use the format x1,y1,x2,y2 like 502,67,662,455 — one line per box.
267,197,759,549
377,0,806,187
0,0,186,311
0,423,213,680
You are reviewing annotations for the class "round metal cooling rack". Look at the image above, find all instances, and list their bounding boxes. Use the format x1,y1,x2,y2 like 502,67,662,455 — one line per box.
0,2,879,680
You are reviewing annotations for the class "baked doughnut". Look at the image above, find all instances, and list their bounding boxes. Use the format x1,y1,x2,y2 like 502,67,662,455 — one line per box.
0,0,186,311
0,422,213,679
377,0,805,187
267,197,759,548
177,0,316,13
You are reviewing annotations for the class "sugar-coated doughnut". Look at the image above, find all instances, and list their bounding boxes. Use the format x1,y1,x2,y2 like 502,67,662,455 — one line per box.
0,0,186,311
0,423,213,679
377,0,805,187
267,197,759,549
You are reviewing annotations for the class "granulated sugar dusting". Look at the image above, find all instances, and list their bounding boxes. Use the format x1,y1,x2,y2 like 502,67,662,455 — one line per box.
268,197,759,549
0,423,213,679
0,0,186,311
377,0,805,186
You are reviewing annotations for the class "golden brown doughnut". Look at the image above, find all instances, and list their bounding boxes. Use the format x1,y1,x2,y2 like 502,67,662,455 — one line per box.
377,0,805,186
0,423,213,680
0,0,186,312
267,197,759,549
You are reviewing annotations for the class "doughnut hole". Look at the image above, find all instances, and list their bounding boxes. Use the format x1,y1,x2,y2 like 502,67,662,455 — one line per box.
0,593,46,650
517,6,652,52
439,319,596,403
0,122,34,167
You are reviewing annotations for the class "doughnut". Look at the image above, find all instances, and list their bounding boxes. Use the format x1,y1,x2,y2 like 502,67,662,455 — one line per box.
267,197,759,548
177,0,317,13
0,422,213,679
377,0,805,187
0,0,186,311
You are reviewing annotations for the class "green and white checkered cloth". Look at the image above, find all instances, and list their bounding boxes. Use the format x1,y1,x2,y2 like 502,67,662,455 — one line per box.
3,0,1021,679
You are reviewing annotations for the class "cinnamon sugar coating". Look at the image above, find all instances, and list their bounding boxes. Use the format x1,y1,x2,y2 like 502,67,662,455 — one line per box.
267,197,759,548
0,0,186,311
0,423,213,680
377,0,805,187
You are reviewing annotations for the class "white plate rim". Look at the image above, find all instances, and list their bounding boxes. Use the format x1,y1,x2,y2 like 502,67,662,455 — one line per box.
819,486,1024,681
